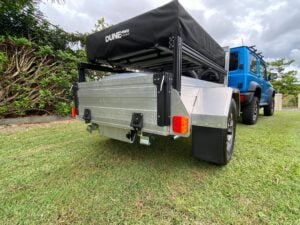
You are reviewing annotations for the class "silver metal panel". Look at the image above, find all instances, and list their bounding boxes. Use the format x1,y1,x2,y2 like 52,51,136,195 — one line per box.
223,46,230,86
79,72,153,87
77,72,234,142
181,76,233,129
77,72,169,136
190,87,233,129
99,126,133,143
181,76,224,88
169,77,234,133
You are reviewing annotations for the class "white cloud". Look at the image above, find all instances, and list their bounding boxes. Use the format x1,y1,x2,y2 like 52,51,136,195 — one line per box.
39,1,94,32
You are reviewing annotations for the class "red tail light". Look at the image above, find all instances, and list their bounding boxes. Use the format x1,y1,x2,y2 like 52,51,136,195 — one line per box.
240,95,245,102
172,116,189,134
71,107,76,118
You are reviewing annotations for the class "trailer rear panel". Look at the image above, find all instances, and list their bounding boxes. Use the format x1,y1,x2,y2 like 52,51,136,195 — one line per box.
77,73,171,141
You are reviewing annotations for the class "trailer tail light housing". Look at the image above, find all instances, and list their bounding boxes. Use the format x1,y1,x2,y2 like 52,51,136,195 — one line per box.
172,116,189,134
71,107,76,118
240,95,245,102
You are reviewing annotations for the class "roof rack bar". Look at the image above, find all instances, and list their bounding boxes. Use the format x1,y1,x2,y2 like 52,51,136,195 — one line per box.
248,46,265,60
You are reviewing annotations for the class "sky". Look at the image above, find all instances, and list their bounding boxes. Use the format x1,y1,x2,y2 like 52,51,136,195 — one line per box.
39,0,300,72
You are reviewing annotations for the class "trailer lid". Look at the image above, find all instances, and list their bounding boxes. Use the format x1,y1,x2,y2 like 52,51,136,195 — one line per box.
86,0,225,69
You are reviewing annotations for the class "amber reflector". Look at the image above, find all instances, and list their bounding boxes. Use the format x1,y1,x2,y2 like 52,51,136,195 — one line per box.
172,116,189,134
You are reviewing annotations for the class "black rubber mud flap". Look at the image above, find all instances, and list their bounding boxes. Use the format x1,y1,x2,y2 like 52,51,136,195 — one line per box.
192,99,237,165
192,126,227,165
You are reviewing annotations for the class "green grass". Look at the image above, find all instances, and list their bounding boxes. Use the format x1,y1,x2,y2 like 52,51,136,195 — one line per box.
0,111,299,225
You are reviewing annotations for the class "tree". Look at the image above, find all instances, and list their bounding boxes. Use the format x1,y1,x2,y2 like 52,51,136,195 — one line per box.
0,36,82,117
0,0,111,118
92,17,109,32
75,17,109,49
267,58,299,95
0,0,39,38
0,0,81,50
0,0,87,118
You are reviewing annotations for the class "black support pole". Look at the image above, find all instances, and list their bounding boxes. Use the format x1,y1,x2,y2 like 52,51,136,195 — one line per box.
172,36,182,94
78,68,86,82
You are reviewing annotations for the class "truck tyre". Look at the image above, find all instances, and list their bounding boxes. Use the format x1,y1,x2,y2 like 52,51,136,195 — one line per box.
192,99,237,165
264,97,274,116
242,96,259,125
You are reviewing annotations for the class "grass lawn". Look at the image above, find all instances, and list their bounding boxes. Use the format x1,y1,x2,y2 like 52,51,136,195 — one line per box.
0,111,299,224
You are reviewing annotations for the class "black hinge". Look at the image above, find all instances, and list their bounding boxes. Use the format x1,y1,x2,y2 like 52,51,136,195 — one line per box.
153,73,172,126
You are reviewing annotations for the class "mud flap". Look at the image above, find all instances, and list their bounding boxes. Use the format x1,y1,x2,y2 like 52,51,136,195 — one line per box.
192,126,227,165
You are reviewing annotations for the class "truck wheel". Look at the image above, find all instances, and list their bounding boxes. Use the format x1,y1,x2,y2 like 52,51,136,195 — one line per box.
264,97,274,116
192,99,237,165
242,96,259,125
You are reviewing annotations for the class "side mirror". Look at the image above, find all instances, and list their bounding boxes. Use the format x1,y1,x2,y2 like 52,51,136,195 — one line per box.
268,73,278,81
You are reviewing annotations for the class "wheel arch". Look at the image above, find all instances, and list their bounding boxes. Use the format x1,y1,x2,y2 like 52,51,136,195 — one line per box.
232,90,240,116
254,87,261,99
266,87,276,100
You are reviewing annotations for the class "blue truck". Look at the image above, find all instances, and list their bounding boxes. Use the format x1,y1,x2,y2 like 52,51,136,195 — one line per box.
228,46,276,125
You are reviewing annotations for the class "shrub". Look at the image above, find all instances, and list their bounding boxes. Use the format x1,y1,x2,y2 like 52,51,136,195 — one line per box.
283,95,298,108
0,37,82,118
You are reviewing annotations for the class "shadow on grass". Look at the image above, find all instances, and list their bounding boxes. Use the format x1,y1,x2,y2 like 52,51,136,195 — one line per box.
87,134,221,173
237,112,276,124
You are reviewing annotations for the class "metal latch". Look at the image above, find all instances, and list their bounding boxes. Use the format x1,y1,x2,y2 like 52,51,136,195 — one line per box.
130,113,143,130
126,113,143,141
159,75,165,92
82,108,91,123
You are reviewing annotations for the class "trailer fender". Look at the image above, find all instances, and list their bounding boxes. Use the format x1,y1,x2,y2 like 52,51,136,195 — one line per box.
191,87,238,129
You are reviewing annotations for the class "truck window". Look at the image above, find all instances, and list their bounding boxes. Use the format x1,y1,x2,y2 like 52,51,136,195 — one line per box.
229,52,238,71
249,54,257,74
260,62,267,80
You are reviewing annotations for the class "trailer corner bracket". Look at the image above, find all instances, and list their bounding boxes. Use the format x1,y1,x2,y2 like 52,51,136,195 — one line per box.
153,73,171,126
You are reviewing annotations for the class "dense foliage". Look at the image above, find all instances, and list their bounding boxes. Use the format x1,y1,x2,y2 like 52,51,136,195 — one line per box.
268,58,299,95
0,36,86,118
266,58,299,108
0,0,97,118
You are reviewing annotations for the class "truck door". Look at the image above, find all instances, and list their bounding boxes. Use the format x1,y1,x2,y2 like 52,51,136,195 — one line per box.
259,61,268,104
249,52,261,88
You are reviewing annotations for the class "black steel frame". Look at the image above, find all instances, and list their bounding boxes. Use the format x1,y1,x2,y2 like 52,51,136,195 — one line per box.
172,36,182,93
77,36,226,94
77,62,128,82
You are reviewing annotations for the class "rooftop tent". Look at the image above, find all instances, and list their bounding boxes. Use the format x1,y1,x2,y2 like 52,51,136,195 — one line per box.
86,0,225,71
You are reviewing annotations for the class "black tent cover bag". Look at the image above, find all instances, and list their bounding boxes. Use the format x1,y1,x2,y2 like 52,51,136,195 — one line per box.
86,0,225,68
